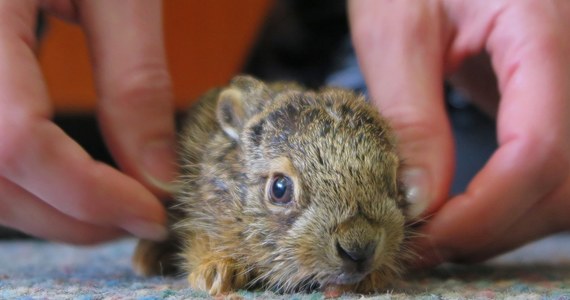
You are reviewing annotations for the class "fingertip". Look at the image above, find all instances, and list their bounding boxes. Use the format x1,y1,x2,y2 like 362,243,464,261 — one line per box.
395,117,455,220
83,162,170,239
116,187,170,241
403,160,453,220
122,218,169,242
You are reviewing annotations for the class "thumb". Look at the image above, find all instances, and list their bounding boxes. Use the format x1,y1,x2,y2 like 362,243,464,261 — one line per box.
349,0,454,218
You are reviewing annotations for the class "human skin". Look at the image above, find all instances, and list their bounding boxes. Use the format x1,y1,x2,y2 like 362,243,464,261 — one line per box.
0,0,176,244
349,0,570,265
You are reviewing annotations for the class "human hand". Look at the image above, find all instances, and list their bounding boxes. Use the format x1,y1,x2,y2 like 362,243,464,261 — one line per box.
0,0,177,244
349,0,570,265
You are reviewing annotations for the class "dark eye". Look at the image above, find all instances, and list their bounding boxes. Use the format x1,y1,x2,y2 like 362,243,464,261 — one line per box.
269,175,294,205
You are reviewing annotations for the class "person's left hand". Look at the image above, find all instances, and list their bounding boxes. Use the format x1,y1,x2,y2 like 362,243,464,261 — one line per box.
349,0,570,266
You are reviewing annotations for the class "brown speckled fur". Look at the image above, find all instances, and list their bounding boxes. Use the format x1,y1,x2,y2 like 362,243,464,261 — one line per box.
132,75,411,296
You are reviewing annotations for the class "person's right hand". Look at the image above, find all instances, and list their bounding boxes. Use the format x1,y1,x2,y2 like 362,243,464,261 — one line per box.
0,0,177,244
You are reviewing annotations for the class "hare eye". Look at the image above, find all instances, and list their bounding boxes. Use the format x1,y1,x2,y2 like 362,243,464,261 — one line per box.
269,175,294,205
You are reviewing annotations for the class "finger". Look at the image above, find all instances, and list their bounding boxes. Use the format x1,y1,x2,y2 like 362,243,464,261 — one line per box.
0,119,168,241
415,2,570,265
0,1,167,241
349,0,454,218
77,0,178,196
458,183,570,262
0,177,123,245
416,140,566,266
0,0,50,116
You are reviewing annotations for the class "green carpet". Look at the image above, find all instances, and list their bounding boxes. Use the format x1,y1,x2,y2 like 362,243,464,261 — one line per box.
1,234,569,299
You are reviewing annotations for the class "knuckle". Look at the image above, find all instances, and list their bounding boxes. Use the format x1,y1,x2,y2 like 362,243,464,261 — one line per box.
67,164,119,223
107,64,173,110
382,105,447,145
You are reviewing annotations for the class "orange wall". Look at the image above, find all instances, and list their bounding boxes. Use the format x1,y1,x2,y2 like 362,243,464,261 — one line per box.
38,0,272,113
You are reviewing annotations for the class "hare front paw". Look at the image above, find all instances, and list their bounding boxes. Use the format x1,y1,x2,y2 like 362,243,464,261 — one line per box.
188,258,250,296
132,239,179,276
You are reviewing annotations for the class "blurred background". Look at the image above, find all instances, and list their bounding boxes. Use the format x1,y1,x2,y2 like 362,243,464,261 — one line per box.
42,0,273,112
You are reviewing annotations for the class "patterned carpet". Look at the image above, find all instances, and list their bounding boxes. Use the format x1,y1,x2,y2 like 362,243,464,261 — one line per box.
1,234,569,299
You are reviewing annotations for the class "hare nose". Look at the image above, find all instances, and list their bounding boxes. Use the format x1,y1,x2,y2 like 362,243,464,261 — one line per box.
336,241,376,273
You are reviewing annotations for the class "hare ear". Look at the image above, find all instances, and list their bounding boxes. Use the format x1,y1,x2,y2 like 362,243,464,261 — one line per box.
216,88,246,140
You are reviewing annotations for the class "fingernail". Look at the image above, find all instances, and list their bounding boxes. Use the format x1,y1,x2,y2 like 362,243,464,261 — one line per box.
142,139,178,191
402,168,431,219
125,219,169,241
